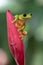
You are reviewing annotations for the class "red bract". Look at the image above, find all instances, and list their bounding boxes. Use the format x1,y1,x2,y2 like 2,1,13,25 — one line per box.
6,10,24,65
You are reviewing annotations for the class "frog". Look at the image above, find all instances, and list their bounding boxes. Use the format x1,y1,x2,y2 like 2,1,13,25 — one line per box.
12,13,32,39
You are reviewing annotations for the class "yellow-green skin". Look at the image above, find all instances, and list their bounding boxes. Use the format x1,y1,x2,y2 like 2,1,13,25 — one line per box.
13,13,32,22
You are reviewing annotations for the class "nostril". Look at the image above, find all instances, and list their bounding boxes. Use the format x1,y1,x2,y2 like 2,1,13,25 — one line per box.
31,14,32,16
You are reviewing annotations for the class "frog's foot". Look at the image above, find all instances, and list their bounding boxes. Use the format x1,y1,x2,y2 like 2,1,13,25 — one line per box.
22,31,27,35
19,31,27,39
19,34,24,39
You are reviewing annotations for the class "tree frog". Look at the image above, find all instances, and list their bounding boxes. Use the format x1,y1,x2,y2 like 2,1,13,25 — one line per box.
12,13,32,39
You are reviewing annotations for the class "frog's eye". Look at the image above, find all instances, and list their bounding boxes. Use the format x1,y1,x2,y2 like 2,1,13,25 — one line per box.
23,13,32,18
19,13,32,19
19,14,27,19
23,14,27,17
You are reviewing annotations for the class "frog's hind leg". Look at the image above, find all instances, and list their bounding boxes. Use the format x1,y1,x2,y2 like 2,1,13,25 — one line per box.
22,30,27,35
19,30,27,39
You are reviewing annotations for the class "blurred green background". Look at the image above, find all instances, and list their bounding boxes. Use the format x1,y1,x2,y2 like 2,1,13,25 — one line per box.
0,0,43,65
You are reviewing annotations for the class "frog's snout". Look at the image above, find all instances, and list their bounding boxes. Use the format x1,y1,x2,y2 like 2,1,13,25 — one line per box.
26,13,32,19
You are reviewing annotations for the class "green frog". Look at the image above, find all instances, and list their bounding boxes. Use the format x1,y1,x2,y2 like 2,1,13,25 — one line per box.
12,13,32,39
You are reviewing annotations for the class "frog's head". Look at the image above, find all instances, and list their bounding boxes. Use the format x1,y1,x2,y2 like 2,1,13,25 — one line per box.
19,13,32,20
12,13,32,23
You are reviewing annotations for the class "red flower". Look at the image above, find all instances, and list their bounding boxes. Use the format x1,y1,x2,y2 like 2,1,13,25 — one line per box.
6,10,24,65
